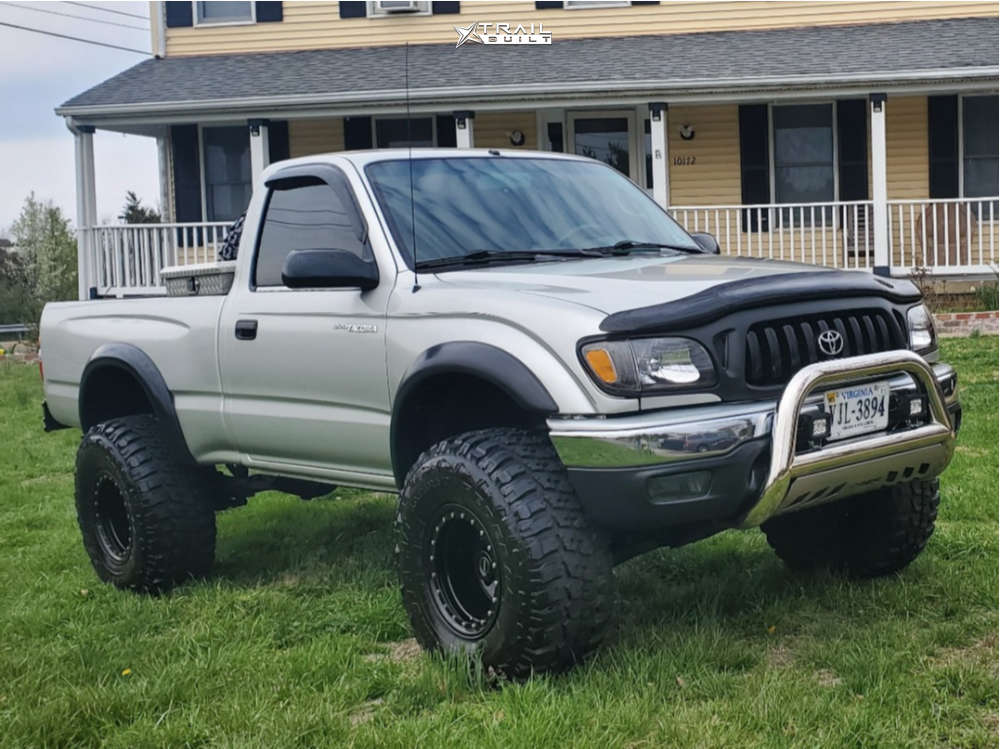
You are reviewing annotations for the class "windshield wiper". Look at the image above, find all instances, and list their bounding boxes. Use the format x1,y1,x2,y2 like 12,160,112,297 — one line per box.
581,239,704,255
414,248,600,271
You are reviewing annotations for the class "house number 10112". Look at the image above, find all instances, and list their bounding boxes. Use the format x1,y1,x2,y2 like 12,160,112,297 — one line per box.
673,155,696,166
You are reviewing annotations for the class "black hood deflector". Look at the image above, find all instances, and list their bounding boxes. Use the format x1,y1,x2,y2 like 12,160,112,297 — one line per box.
599,271,922,334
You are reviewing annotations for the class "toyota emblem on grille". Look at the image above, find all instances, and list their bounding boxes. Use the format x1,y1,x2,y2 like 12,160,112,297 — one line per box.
817,329,845,356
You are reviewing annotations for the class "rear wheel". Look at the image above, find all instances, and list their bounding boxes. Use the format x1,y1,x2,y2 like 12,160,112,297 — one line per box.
762,479,940,578
395,428,615,677
76,415,216,593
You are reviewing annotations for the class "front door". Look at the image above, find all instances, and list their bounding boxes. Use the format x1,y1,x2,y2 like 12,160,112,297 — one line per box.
218,165,394,485
567,110,639,180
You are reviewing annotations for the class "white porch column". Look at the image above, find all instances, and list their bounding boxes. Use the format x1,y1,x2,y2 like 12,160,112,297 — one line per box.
72,124,97,300
649,102,669,208
156,131,172,222
870,93,889,276
248,119,270,188
454,111,475,149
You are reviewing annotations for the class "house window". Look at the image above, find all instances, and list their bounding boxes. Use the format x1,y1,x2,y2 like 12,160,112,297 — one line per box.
962,95,999,199
202,126,251,222
772,103,835,206
375,117,435,148
195,1,254,24
368,1,431,17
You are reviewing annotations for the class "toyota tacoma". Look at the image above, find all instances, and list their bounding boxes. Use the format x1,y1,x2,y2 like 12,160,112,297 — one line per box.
40,149,960,677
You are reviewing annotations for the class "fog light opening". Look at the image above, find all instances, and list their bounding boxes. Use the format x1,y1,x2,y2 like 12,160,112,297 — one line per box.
648,470,712,505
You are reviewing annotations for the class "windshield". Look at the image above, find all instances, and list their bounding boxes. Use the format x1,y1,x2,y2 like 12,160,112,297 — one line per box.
364,157,699,267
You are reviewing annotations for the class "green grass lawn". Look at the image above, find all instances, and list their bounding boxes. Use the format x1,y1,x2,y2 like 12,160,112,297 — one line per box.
1,338,996,748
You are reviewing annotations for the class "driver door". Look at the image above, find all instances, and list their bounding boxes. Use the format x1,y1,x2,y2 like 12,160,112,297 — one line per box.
218,165,394,482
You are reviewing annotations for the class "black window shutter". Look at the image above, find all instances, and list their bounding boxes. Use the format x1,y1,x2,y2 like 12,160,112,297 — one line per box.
738,104,770,231
344,116,373,149
836,99,868,200
339,1,367,18
547,122,564,152
170,125,202,222
165,1,193,27
432,1,460,13
535,1,563,8
436,115,457,147
268,120,290,163
928,95,959,199
256,2,283,22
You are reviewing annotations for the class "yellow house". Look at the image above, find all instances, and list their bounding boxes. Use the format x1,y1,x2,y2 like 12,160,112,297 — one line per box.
57,1,999,298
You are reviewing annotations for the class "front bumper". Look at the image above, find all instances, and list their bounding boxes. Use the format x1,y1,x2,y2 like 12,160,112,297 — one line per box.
549,353,959,531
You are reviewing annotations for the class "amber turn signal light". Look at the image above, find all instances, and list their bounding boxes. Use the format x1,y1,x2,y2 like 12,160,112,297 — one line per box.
584,348,618,384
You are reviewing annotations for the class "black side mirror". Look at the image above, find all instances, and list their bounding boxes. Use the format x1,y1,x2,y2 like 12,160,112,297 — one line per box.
281,249,379,290
690,232,720,254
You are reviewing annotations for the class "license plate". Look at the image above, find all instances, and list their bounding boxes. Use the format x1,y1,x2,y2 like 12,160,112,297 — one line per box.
824,380,891,441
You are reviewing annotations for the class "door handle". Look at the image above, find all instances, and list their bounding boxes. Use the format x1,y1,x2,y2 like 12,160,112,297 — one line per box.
235,319,258,340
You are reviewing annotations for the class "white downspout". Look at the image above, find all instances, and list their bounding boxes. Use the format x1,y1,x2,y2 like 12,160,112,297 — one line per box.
150,1,166,58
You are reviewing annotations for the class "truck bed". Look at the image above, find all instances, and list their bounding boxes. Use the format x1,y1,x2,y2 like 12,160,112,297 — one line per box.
41,296,229,460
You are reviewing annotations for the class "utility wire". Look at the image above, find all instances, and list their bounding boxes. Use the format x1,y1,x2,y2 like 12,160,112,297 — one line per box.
4,2,149,31
0,20,151,54
63,1,149,21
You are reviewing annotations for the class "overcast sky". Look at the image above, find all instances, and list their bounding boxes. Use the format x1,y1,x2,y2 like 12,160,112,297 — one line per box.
0,1,158,233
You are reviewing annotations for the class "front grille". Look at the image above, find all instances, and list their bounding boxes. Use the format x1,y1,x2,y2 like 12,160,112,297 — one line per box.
745,309,907,387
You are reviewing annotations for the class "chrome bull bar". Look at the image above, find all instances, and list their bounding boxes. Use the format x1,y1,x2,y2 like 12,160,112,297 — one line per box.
739,350,956,528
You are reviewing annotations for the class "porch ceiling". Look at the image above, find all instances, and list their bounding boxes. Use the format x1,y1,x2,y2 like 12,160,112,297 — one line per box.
58,17,998,126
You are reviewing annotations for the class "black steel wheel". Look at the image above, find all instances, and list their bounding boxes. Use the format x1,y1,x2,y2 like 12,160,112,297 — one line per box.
427,503,501,638
92,474,133,563
396,427,615,678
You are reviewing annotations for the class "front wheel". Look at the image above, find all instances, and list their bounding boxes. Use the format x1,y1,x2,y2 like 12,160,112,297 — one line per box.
395,428,615,678
762,479,940,578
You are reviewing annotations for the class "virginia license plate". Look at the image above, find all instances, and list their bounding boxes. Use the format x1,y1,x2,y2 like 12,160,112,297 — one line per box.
824,380,891,441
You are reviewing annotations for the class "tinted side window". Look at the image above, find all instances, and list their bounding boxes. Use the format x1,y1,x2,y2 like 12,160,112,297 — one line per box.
254,176,368,287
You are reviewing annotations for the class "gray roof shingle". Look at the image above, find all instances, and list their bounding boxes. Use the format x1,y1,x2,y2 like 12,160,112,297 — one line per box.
60,17,998,113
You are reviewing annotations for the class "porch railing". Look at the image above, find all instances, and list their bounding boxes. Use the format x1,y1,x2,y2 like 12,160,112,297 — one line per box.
888,197,998,276
82,221,231,297
670,200,876,270
671,197,999,276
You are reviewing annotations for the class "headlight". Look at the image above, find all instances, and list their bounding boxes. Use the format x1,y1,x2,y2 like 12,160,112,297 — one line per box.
580,337,716,395
907,304,937,354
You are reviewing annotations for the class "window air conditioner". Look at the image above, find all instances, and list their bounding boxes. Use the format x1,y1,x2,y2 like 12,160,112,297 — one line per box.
376,1,421,13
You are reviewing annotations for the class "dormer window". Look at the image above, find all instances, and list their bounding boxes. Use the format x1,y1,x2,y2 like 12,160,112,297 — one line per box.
195,1,255,25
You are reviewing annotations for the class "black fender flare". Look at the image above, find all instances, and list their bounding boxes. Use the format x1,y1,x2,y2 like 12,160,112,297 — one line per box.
79,343,195,463
390,342,558,483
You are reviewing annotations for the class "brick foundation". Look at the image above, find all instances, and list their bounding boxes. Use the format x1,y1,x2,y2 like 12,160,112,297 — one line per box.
934,311,999,337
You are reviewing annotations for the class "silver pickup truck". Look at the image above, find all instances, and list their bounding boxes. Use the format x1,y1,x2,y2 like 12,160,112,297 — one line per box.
40,149,960,677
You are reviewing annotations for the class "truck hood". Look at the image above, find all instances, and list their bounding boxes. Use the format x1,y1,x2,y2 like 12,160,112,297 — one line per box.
433,253,834,315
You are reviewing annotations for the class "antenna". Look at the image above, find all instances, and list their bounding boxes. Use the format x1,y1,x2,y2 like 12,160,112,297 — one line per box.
405,42,420,292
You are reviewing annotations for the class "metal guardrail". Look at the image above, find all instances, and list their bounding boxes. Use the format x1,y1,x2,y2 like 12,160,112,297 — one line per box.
0,323,30,338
